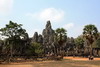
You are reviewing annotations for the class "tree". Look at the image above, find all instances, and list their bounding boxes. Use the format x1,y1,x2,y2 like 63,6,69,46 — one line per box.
0,21,28,62
55,28,67,41
55,28,67,55
83,24,98,57
31,42,44,57
75,36,84,49
75,36,84,55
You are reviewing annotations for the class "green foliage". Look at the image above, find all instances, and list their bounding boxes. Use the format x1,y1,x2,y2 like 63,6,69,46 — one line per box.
75,36,84,49
0,21,28,62
0,21,28,41
96,38,100,48
55,28,67,36
83,24,99,56
0,20,100,61
83,24,98,41
92,38,100,48
55,28,67,41
0,21,25,38
83,24,98,34
83,24,99,45
0,39,3,52
31,42,44,56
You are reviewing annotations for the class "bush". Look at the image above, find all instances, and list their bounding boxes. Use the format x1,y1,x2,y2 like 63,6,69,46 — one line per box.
31,42,44,57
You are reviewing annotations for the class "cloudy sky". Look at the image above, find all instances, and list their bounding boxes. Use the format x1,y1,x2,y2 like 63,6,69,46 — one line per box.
0,0,100,38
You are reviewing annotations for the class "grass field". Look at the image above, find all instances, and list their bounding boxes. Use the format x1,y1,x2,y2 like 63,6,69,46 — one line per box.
0,59,100,67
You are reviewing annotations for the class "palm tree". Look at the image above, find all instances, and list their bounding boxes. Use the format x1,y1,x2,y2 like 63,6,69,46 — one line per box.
55,28,67,41
83,24,98,58
55,28,67,55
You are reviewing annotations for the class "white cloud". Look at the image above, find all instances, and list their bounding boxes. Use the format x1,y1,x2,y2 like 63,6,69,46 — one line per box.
63,23,74,30
62,23,83,38
0,0,13,15
27,8,64,22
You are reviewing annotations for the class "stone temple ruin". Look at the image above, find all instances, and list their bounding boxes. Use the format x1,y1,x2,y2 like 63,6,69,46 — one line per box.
31,21,55,54
31,20,100,57
31,20,73,56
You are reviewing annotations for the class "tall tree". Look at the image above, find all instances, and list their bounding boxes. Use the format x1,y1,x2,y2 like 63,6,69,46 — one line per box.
0,21,28,62
55,28,67,55
55,28,67,41
83,24,98,57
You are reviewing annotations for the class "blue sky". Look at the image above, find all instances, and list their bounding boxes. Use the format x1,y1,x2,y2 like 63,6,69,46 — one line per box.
0,0,100,38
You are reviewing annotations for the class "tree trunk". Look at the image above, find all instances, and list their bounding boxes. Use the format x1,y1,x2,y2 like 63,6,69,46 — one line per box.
90,44,93,56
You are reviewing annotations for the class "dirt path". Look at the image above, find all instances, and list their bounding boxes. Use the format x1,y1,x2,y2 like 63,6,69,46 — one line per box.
0,60,100,67
0,57,100,67
0,65,33,67
64,56,100,61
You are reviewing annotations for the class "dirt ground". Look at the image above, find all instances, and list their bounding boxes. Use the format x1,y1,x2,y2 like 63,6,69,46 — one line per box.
64,56,100,60
0,57,100,67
